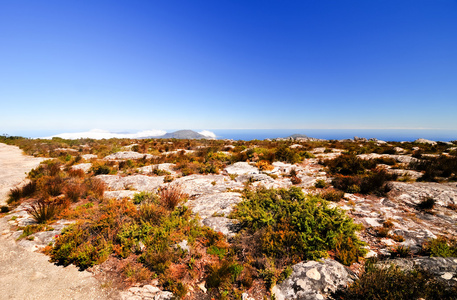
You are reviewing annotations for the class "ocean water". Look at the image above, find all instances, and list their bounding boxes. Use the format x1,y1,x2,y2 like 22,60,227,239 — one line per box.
209,129,457,142
6,128,457,142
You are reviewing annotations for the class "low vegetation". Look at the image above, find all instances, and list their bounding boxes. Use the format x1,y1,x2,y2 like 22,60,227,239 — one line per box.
230,187,366,270
2,135,456,298
333,260,457,300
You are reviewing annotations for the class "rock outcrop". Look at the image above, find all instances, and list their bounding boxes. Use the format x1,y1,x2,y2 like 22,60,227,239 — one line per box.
377,257,457,284
71,163,92,173
97,174,164,191
272,259,355,300
388,181,457,207
104,151,155,160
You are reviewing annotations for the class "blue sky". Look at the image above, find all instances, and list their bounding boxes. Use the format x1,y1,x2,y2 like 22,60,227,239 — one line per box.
1,0,456,137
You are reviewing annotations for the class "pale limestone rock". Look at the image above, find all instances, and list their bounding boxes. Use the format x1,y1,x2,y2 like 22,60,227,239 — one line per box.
71,163,92,173
388,181,457,206
187,192,242,220
96,174,164,192
272,259,355,300
104,151,155,160
414,138,437,145
81,154,98,160
224,162,259,175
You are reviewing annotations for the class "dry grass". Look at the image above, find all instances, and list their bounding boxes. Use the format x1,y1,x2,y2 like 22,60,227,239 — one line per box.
86,178,106,199
158,184,187,210
26,198,63,224
63,180,86,202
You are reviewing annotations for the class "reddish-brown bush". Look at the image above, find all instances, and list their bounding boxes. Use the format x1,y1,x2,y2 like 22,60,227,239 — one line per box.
158,185,187,210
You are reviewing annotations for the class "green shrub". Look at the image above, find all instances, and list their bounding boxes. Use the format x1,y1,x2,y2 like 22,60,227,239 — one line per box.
324,154,376,176
315,179,328,189
274,145,302,164
332,168,395,195
133,191,158,205
319,188,345,202
91,163,116,175
410,155,457,181
422,236,457,257
333,262,457,299
230,187,366,266
206,259,243,292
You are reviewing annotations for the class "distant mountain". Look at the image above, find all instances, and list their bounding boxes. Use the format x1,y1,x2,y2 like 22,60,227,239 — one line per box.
153,130,213,139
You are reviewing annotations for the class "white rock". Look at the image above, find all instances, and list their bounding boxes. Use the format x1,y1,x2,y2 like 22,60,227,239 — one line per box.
224,162,259,175
104,151,155,160
71,163,92,173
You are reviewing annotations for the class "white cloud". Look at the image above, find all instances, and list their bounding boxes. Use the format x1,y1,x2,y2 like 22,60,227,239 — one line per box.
198,130,217,138
42,129,166,140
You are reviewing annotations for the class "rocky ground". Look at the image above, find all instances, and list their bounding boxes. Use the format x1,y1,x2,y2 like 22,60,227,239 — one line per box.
1,140,457,299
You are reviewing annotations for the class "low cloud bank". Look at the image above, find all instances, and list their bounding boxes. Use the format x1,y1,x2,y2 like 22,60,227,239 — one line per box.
42,129,217,139
42,129,167,140
198,130,217,138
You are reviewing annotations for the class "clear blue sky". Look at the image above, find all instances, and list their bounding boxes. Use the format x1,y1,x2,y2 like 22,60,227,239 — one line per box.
1,0,456,136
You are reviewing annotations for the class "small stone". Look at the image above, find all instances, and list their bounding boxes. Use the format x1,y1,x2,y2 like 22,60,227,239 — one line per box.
242,292,255,300
138,241,146,252
143,285,160,294
306,268,321,280
197,281,207,293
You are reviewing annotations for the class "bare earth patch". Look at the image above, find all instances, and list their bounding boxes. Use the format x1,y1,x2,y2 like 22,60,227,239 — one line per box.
0,143,116,300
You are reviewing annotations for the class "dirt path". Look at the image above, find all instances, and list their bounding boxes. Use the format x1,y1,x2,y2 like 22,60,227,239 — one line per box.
0,143,116,300
0,143,45,207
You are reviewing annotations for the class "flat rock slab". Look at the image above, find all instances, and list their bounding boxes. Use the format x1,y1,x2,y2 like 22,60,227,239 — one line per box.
357,153,420,164
174,174,242,196
71,163,92,173
104,151,155,160
224,162,259,175
97,174,164,191
272,259,355,300
0,143,46,206
388,181,457,206
187,192,243,219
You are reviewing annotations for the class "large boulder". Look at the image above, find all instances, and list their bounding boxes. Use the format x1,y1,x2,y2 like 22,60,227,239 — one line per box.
272,259,355,300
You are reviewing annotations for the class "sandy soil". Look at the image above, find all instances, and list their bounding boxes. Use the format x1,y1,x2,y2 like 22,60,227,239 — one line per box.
0,143,116,299
0,143,45,206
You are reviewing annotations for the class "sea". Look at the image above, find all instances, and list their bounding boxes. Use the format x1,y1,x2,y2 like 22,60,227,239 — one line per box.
5,129,457,142
209,129,457,142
